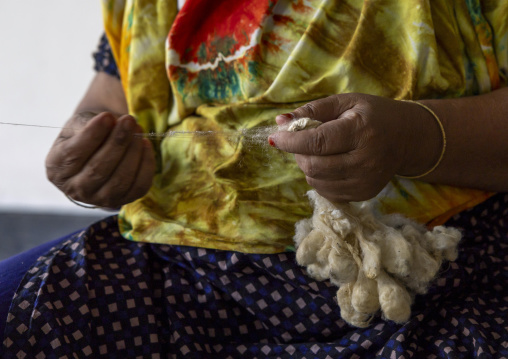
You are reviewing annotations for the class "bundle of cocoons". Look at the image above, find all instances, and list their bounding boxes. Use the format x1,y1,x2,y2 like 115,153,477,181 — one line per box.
285,118,462,327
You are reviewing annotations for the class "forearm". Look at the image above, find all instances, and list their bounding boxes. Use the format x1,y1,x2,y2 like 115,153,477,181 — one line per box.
404,87,508,192
73,72,128,118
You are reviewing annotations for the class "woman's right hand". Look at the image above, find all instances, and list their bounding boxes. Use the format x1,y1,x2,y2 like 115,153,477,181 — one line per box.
46,111,156,209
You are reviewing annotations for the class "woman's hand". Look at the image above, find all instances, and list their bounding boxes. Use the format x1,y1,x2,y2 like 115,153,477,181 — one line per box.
46,111,156,208
269,93,442,203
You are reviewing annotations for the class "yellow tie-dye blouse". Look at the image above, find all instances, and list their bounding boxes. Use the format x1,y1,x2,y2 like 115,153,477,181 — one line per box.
102,0,507,253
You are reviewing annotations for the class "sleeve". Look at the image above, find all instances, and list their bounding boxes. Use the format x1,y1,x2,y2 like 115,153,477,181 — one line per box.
92,33,120,79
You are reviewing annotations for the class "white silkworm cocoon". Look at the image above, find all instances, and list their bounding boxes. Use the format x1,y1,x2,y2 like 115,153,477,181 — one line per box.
306,262,331,281
293,218,313,248
328,249,358,286
295,229,325,266
336,285,372,328
312,213,341,245
357,235,381,279
330,213,354,238
393,222,443,293
351,270,380,314
378,227,413,277
315,237,333,265
294,189,462,327
377,271,412,323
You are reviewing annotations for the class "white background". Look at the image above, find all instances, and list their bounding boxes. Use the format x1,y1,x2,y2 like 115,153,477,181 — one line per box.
0,2,111,214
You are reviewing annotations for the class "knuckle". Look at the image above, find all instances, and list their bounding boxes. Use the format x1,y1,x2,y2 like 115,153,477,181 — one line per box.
85,163,109,183
329,95,341,114
45,155,76,186
349,111,364,126
75,114,90,127
59,157,81,171
58,145,85,169
299,103,318,119
310,129,328,155
77,111,104,124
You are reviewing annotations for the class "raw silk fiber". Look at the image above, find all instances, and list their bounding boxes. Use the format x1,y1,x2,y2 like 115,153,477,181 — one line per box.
102,0,508,253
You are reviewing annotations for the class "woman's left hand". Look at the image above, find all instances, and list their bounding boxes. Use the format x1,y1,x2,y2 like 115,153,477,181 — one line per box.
269,93,441,203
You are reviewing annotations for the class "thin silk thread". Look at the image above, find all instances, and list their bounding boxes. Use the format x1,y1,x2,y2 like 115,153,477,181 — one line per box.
0,121,80,130
0,121,279,143
0,121,286,169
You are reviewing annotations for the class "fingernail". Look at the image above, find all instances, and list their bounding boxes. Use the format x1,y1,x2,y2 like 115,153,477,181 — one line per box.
278,113,294,120
268,136,276,147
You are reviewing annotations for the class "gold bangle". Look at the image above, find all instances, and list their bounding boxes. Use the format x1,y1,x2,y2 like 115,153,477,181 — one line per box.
398,100,446,179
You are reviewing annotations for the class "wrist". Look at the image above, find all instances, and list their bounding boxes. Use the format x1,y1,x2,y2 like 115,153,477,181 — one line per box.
397,100,445,179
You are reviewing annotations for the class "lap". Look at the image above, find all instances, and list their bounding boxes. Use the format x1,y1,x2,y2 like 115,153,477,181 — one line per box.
2,194,508,358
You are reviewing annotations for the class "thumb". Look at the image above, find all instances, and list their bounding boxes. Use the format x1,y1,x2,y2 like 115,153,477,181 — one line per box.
269,113,358,155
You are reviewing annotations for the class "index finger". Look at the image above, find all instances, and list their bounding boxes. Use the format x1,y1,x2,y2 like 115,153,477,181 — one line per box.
275,95,356,126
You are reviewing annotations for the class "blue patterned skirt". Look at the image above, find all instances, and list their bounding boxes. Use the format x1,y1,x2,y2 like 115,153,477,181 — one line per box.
2,193,508,358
